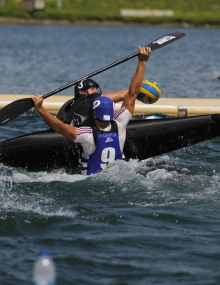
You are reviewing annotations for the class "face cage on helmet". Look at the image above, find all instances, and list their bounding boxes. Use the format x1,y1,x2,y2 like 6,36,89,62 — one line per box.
84,85,102,96
74,85,102,98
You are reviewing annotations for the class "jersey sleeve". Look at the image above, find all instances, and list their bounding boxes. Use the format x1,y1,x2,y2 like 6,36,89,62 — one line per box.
74,127,96,155
114,107,132,128
113,107,132,152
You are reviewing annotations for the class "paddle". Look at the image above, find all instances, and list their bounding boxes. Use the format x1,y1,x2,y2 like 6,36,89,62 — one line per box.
0,32,185,126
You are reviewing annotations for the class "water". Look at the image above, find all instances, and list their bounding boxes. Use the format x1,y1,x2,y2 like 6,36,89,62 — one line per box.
0,24,220,285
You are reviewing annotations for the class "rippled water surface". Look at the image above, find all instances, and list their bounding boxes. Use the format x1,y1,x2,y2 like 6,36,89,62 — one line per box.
0,24,220,285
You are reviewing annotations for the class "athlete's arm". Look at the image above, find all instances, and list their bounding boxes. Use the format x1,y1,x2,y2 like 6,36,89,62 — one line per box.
102,89,128,103
32,94,77,141
122,47,151,115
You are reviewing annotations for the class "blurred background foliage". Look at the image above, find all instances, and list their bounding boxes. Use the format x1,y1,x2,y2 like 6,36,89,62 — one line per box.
0,0,220,26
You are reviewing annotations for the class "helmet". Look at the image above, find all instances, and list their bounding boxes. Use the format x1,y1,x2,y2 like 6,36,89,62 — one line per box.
75,78,100,97
93,97,114,122
77,78,99,90
137,79,161,104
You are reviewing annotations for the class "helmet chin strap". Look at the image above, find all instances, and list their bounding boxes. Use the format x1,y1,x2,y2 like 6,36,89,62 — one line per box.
84,90,89,96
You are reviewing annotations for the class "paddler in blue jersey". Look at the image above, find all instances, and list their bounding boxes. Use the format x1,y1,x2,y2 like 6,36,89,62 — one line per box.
32,46,151,175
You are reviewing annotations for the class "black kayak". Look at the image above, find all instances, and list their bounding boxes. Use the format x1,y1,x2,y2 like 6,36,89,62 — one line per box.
1,114,220,172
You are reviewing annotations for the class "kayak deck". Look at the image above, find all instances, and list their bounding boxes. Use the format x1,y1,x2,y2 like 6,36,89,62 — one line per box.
1,115,220,172
1,95,220,116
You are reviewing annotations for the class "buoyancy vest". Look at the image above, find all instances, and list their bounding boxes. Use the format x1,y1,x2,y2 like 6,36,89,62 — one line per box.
80,121,123,175
56,93,101,126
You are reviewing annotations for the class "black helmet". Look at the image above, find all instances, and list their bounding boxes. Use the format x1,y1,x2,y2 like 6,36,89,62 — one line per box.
74,78,101,98
78,78,99,90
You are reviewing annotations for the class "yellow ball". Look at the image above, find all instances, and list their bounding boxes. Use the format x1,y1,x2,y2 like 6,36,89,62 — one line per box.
137,79,161,104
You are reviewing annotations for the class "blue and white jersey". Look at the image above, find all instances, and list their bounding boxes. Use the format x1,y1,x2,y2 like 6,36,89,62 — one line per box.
86,132,122,175
74,107,132,174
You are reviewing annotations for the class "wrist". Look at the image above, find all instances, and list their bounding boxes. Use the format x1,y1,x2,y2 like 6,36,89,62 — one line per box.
37,105,45,114
138,61,147,66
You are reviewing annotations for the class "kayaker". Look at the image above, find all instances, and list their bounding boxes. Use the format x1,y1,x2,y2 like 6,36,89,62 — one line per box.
33,46,151,175
56,77,128,126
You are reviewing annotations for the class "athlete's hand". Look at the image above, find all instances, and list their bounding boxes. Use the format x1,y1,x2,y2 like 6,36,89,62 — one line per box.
32,94,43,111
138,46,151,62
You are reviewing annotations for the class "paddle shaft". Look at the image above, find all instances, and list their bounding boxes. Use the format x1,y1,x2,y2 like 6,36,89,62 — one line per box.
42,52,138,99
0,32,185,126
42,32,185,100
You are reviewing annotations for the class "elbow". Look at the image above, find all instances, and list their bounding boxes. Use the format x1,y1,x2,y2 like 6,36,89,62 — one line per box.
128,88,139,99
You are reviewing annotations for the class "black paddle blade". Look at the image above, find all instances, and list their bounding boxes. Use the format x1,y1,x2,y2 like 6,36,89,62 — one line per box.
0,98,33,126
148,32,185,51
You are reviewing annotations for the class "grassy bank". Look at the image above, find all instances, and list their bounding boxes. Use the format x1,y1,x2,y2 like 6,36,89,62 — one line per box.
0,0,220,26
